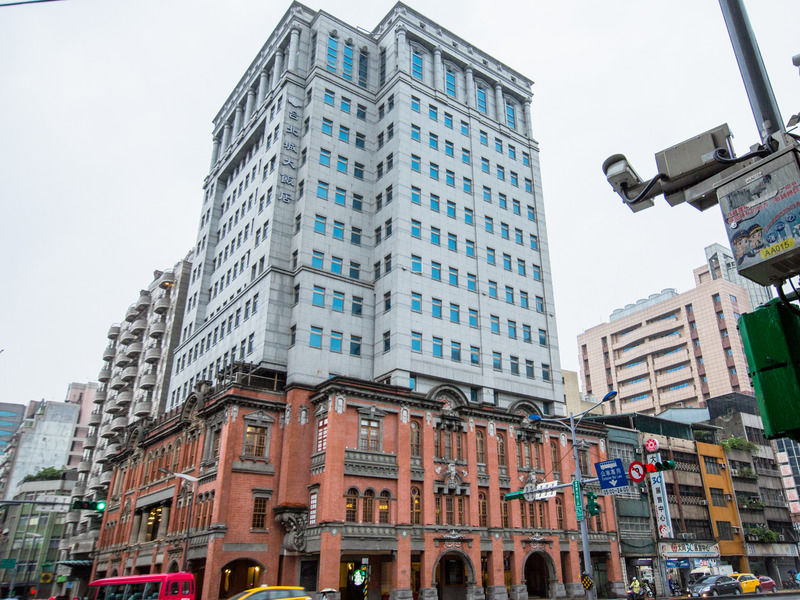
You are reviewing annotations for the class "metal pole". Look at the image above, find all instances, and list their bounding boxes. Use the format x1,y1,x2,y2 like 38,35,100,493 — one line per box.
570,412,596,600
182,482,194,572
719,0,784,144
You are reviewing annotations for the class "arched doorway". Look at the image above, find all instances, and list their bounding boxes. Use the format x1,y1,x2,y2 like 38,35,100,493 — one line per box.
524,552,553,598
219,559,265,599
434,551,474,600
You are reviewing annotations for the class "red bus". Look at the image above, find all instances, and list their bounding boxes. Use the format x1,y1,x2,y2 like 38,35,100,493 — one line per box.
89,573,195,600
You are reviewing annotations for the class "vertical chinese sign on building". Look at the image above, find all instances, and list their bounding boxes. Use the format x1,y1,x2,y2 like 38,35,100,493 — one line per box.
648,452,673,538
278,95,303,203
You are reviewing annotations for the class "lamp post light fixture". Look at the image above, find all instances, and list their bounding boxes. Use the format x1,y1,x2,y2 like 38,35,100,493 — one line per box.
158,469,199,572
528,390,617,600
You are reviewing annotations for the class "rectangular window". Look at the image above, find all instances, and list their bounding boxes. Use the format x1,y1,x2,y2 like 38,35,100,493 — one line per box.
321,118,333,135
432,337,443,358
311,250,324,269
411,154,421,172
432,261,441,281
429,105,438,121
476,87,487,114
312,285,325,307
429,133,439,150
542,363,551,381
411,292,422,312
351,296,363,316
449,267,458,286
340,97,351,113
252,497,268,529
467,273,477,291
411,254,422,273
310,325,323,348
432,298,442,318
539,329,547,346
330,330,343,353
314,214,327,234
359,418,381,451
450,303,460,323
464,208,473,224
461,121,469,135
448,232,457,251
350,335,362,356
411,49,423,80
445,140,454,157
316,181,329,200
493,351,502,371
411,96,420,112
470,346,480,365
451,341,461,362
323,89,335,105
319,148,331,167
350,261,361,279
332,291,344,312
411,331,422,352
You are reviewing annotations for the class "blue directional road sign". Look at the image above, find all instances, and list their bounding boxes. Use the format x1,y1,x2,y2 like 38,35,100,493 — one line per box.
594,458,629,490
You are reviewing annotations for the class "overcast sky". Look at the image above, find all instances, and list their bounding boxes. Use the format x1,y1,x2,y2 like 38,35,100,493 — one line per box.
1,0,798,406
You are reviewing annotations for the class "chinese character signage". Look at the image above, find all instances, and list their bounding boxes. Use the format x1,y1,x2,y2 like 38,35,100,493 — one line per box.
648,452,673,539
276,95,303,204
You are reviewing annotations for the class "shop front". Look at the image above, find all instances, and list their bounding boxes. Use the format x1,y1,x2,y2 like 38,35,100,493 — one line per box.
744,542,800,584
658,542,720,592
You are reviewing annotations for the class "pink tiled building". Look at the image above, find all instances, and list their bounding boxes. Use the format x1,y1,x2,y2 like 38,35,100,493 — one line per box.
577,262,753,415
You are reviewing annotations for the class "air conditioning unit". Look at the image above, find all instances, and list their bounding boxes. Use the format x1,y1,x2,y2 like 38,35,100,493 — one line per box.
720,463,727,469
680,532,696,540
732,526,740,534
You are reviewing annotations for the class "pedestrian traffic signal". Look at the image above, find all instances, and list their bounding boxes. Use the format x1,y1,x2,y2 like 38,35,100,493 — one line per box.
71,499,106,511
645,460,676,472
585,491,601,516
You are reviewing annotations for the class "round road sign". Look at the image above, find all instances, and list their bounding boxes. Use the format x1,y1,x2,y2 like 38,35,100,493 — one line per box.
629,461,646,483
645,438,660,452
523,482,536,502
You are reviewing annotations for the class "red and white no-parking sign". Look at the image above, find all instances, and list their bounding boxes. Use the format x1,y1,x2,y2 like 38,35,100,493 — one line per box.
629,461,646,482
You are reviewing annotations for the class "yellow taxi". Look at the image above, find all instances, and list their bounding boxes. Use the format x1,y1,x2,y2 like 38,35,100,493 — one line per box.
729,573,761,594
225,587,312,600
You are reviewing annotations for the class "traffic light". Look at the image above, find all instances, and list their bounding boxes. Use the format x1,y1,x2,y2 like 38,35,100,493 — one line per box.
71,499,106,511
645,460,676,472
585,491,600,516
738,299,800,441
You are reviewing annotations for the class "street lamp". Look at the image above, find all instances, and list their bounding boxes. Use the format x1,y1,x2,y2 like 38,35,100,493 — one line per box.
528,390,617,600
158,469,199,573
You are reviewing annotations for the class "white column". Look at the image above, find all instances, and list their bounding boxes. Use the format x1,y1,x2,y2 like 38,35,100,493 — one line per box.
396,27,408,74
221,122,232,150
244,89,256,122
433,48,443,91
209,135,221,169
288,28,301,73
464,67,475,108
271,50,284,90
495,83,505,124
523,100,533,138
257,68,269,106
233,104,243,134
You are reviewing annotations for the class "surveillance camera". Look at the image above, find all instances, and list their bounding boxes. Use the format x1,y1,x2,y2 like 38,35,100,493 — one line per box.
602,154,643,197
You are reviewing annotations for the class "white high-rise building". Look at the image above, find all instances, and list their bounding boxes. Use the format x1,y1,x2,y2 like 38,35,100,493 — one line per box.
168,2,565,416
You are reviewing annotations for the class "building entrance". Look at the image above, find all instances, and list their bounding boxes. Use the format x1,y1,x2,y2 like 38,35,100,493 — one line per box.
436,553,470,600
524,552,551,598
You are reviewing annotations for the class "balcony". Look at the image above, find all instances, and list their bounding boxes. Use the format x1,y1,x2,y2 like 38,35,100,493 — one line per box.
97,367,111,383
73,480,86,496
133,400,152,417
94,389,106,404
617,360,648,380
83,434,97,449
104,401,121,416
114,352,131,368
116,390,132,407
65,510,80,525
656,367,694,388
125,304,139,322
89,478,106,493
111,416,128,432
144,346,161,364
99,423,115,439
88,411,102,426
131,319,147,335
107,324,120,339
159,270,175,289
149,320,166,338
105,442,121,456
109,374,125,390
126,341,143,359
72,538,95,555
153,297,170,314
99,470,112,485
657,383,697,405
119,329,135,345
77,460,92,474
653,348,690,371
139,373,157,389
121,366,138,382
102,344,115,362
95,448,107,464
135,292,151,311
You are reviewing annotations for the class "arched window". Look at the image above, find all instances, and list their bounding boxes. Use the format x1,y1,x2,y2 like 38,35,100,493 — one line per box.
445,67,456,98
410,421,421,457
411,487,422,524
362,489,375,522
476,430,486,464
478,492,488,527
378,490,391,524
497,433,506,467
556,496,564,529
411,47,423,80
476,86,488,114
345,488,359,522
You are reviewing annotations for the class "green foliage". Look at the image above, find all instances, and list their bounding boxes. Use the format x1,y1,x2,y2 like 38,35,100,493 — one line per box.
721,436,758,453
745,526,779,543
21,467,65,483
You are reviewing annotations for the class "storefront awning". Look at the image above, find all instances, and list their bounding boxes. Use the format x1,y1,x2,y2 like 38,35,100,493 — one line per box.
56,560,93,567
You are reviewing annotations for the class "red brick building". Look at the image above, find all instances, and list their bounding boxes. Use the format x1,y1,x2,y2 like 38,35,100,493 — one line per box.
95,370,624,600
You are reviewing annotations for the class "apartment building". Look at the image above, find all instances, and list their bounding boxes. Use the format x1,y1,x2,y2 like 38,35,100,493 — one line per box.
56,261,191,597
578,262,753,415
167,0,564,418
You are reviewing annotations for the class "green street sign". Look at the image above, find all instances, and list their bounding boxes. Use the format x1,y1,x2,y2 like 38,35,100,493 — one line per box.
41,563,52,570
0,558,17,569
573,480,584,521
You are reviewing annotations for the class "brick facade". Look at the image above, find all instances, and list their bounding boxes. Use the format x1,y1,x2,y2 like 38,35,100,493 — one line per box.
95,371,623,600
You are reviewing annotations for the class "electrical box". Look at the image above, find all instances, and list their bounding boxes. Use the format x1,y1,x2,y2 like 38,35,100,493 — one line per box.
718,146,800,285
738,299,800,440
